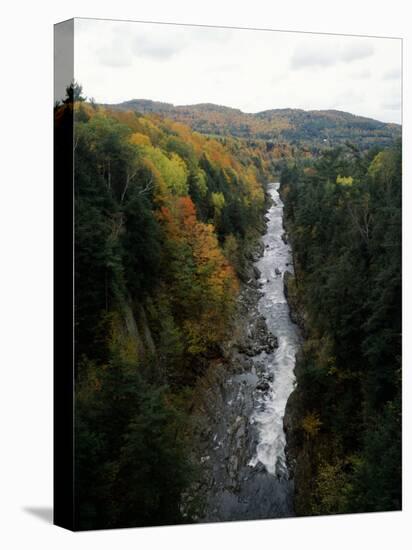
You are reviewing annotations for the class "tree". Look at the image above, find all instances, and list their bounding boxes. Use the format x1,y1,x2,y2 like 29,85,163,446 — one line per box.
64,80,86,104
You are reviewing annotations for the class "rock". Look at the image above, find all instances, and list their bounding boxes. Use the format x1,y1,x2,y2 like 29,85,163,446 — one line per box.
237,424,246,440
237,314,279,357
253,265,261,279
255,316,266,334
275,267,281,276
228,455,239,478
256,380,270,392
252,461,266,474
281,232,288,244
265,334,278,352
283,270,293,299
284,271,306,331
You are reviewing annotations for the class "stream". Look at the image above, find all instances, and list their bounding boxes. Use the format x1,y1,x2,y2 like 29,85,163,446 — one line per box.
191,182,301,523
248,181,300,479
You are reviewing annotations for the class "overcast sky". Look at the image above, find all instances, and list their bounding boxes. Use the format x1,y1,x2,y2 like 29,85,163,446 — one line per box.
74,18,402,123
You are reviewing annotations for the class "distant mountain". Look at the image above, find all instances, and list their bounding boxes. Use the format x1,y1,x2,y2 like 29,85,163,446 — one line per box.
102,99,401,151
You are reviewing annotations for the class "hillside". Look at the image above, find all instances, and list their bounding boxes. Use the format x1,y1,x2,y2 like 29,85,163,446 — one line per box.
55,94,273,529
102,99,401,153
281,141,401,515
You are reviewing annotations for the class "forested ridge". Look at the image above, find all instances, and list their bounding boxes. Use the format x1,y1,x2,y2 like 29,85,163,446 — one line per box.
281,141,402,514
56,84,272,529
104,99,401,154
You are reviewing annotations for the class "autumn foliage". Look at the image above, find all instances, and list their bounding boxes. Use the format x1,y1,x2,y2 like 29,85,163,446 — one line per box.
59,88,269,529
158,196,239,355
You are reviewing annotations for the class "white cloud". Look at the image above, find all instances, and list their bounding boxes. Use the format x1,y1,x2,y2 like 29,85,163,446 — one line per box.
291,38,374,69
96,39,133,68
291,42,337,69
382,100,401,111
340,42,374,62
132,28,189,61
383,68,401,80
330,90,365,110
350,68,372,79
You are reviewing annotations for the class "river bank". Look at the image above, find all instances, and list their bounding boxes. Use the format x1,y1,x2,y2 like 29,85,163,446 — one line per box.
182,182,301,523
279,181,311,516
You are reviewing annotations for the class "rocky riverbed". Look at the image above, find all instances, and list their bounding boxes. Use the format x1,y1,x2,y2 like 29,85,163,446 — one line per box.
182,182,301,523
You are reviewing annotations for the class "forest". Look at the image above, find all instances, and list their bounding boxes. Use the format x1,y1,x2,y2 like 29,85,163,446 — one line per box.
105,99,401,153
56,84,272,529
56,82,401,529
281,140,402,514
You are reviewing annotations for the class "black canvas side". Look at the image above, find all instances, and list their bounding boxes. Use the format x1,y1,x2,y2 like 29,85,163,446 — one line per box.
53,19,76,531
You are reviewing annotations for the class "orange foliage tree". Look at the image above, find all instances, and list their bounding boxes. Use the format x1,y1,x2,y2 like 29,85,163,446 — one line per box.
158,196,239,355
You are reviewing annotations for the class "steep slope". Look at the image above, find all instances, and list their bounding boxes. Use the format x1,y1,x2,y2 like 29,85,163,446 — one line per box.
55,95,273,529
281,143,402,515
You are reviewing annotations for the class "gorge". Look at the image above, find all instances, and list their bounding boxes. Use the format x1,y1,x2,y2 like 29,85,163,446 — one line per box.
183,182,301,522
60,89,401,529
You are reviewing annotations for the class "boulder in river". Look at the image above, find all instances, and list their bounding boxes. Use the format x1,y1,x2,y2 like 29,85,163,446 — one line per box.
256,380,270,392
237,315,279,356
264,334,278,353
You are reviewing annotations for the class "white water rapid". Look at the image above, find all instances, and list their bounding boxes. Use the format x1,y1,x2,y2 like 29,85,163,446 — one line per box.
248,182,300,477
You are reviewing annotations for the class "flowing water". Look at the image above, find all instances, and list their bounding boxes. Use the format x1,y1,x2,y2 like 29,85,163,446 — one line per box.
198,182,301,522
248,182,301,477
